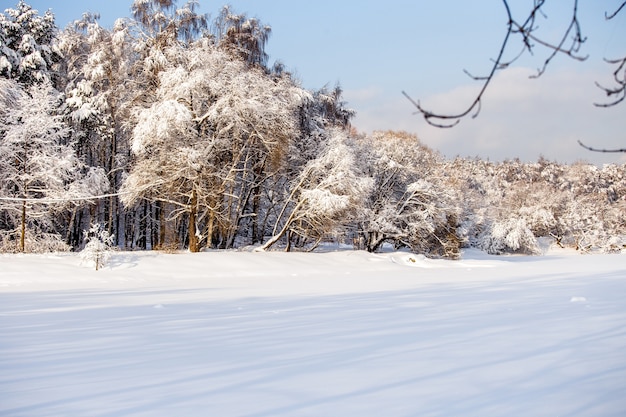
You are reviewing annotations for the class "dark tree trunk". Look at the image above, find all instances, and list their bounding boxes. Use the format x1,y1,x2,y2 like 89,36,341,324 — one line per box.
20,200,26,252
189,189,198,252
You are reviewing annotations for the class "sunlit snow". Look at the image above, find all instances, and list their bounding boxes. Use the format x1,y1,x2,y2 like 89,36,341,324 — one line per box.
1,248,625,416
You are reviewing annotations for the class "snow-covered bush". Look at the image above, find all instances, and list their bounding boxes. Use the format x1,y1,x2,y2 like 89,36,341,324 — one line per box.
0,229,70,253
401,180,461,259
80,223,115,270
602,236,625,254
479,218,539,255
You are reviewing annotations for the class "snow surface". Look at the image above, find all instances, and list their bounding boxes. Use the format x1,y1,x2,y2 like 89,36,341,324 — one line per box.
1,248,625,417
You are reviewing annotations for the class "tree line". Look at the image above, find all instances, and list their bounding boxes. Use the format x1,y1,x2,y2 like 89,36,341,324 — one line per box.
1,1,624,256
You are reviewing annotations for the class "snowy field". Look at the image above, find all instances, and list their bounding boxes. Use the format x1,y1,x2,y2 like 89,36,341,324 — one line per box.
1,248,625,417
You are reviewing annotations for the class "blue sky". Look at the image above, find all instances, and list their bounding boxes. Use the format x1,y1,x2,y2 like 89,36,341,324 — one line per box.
16,0,626,164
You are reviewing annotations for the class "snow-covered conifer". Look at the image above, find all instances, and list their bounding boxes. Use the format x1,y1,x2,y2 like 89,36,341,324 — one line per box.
0,1,60,85
80,222,114,270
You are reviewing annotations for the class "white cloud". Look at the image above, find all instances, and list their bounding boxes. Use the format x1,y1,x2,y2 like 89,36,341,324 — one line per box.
346,67,626,165
343,86,385,102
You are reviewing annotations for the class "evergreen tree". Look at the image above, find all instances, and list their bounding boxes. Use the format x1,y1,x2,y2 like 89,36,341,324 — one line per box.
0,1,61,85
80,222,114,270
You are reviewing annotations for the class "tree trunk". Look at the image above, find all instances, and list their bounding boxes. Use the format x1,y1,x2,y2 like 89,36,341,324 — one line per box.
206,209,216,249
285,230,292,252
189,189,198,252
257,200,304,251
66,207,77,247
158,201,166,248
20,200,26,252
139,200,147,249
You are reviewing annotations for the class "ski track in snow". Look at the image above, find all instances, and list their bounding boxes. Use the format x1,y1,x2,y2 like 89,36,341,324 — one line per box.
0,249,625,417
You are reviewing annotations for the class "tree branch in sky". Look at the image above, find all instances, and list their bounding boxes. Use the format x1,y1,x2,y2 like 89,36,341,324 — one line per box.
403,0,591,128
577,140,626,154
594,1,626,108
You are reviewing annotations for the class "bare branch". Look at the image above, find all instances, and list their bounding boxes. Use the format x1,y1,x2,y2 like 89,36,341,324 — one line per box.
592,2,626,107
605,1,626,20
577,140,626,153
594,53,626,107
406,0,590,128
526,0,587,78
402,0,516,128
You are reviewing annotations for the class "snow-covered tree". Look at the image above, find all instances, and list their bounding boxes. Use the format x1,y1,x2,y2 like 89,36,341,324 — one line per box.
0,1,60,85
478,217,539,255
199,58,307,248
132,0,208,45
453,157,626,255
355,131,461,258
131,0,208,93
0,80,81,252
260,129,372,251
80,222,114,270
59,14,137,246
213,5,271,68
121,41,305,251
530,161,626,253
